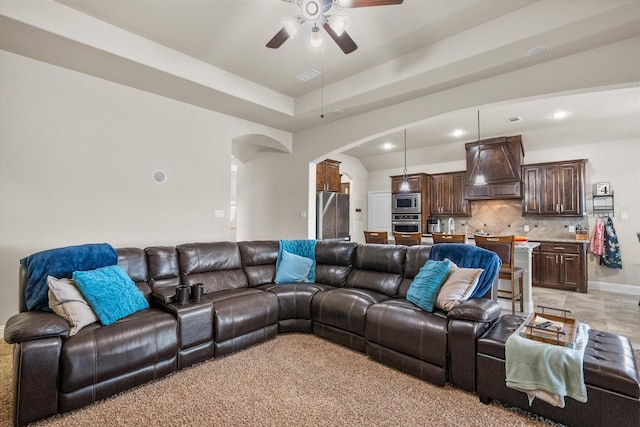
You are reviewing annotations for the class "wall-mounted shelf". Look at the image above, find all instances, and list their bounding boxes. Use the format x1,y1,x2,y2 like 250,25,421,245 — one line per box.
592,192,614,217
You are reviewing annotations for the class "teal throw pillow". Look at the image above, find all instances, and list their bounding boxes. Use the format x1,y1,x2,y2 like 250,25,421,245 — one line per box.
73,265,149,326
406,259,452,312
275,250,314,283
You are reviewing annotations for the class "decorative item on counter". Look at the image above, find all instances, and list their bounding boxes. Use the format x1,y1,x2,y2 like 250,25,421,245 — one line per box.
575,223,588,240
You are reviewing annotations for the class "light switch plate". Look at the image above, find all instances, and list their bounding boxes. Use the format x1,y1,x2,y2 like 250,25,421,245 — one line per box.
214,210,225,218
524,225,530,232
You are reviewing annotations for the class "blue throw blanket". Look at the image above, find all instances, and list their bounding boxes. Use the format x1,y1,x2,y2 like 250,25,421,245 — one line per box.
21,243,117,311
277,240,317,283
428,243,501,298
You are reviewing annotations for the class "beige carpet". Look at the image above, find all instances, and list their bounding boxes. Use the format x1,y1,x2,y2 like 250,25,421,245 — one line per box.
0,334,636,427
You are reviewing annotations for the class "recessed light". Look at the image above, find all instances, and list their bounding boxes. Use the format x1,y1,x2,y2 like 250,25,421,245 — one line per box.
381,142,394,150
527,45,550,57
451,129,465,137
507,116,523,123
551,111,569,119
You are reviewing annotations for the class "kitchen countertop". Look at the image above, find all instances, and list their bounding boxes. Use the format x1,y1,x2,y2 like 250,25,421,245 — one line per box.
423,234,589,245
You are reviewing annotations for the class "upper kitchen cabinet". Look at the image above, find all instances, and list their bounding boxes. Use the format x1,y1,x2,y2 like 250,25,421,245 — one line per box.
465,136,524,200
522,159,587,216
316,159,341,192
391,173,428,194
430,172,470,217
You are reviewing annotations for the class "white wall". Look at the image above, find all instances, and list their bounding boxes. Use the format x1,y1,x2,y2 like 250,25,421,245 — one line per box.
0,51,289,325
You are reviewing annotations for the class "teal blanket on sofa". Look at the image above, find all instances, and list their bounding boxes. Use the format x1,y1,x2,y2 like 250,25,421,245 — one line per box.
277,240,317,283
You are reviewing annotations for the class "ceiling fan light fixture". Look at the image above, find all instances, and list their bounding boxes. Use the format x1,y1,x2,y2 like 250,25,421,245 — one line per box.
328,14,347,36
309,25,323,48
283,17,302,38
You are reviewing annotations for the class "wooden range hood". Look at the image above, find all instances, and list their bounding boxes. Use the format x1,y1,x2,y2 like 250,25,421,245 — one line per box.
465,135,524,200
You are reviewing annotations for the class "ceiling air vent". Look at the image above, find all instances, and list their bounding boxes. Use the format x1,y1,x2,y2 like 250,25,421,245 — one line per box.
296,69,322,82
506,116,523,123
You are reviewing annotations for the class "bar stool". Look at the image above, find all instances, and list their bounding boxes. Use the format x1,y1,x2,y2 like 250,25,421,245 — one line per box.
364,231,389,244
432,233,466,244
393,232,422,246
474,235,523,315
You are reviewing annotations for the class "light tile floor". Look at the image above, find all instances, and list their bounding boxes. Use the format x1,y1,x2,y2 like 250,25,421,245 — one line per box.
500,287,640,349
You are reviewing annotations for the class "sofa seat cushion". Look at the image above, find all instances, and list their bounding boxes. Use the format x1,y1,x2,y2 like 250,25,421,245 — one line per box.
365,299,448,367
213,291,279,343
59,308,177,393
311,288,390,336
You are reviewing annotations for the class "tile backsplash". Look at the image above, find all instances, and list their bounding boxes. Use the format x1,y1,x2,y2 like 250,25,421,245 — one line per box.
445,200,589,239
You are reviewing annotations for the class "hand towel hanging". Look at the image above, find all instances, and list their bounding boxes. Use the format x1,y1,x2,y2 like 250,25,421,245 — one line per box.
589,217,605,256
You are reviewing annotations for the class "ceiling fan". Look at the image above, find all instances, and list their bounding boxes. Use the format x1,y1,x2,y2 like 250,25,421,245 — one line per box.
266,0,404,54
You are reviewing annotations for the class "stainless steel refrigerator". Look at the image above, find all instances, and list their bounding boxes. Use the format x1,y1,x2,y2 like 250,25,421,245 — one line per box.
317,192,350,240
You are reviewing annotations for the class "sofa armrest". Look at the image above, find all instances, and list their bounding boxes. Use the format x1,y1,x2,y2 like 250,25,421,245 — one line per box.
447,299,502,393
447,298,501,323
4,312,69,343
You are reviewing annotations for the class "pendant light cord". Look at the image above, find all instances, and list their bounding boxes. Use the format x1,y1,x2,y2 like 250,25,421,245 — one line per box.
403,129,407,177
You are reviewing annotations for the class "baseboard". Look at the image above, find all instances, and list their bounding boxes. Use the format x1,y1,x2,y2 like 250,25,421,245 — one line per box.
589,280,640,296
0,324,4,339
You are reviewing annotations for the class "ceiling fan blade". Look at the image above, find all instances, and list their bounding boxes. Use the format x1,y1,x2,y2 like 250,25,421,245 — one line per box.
266,27,289,49
322,22,358,54
337,0,403,8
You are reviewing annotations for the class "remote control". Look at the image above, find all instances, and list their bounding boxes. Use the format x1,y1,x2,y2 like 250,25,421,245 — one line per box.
538,321,553,328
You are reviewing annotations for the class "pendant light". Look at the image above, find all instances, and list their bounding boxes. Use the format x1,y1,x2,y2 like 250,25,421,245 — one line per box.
474,110,487,186
399,129,410,191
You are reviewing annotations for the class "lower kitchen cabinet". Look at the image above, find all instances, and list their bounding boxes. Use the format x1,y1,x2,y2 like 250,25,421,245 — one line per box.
533,241,588,293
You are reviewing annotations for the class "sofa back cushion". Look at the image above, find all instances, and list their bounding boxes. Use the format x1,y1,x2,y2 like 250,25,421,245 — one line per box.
238,241,278,287
346,244,406,297
177,242,248,292
145,246,180,298
397,245,432,298
314,241,358,287
116,247,151,300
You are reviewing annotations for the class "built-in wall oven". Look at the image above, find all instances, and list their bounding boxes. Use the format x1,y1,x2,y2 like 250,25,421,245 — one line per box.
392,193,421,214
392,214,421,234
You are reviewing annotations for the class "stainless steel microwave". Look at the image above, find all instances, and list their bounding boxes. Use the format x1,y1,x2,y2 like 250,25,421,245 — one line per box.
392,193,421,213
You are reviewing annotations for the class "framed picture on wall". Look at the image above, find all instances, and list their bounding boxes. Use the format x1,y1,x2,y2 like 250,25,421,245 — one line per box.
595,182,610,195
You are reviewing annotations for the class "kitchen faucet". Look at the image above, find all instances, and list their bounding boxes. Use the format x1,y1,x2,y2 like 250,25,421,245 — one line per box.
448,217,455,234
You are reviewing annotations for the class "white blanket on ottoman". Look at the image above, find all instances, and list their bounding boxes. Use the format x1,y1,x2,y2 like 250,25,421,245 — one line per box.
505,321,590,408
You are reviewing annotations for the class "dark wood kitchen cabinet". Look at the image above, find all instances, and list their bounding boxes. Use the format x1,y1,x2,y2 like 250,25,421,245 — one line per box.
391,173,427,193
535,241,588,293
316,159,341,192
522,159,587,216
429,171,470,217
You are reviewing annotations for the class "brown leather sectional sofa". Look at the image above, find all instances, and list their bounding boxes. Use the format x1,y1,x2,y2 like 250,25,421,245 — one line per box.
5,240,503,426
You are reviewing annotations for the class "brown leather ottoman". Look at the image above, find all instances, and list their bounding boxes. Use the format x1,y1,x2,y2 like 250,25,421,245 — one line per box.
477,315,640,427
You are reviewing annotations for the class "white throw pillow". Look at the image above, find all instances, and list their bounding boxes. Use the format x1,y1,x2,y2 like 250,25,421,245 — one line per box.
435,263,483,311
47,275,98,335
